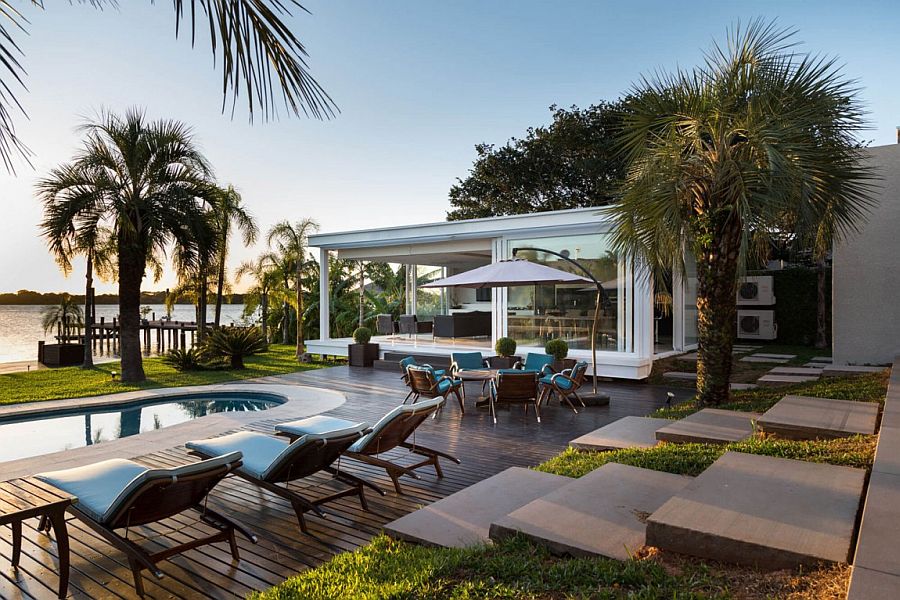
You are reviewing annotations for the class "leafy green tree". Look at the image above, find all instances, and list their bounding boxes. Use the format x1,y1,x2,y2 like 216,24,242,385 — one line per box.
0,0,336,172
236,253,279,343
447,103,628,220
605,21,874,406
211,185,258,327
40,294,83,335
37,109,216,382
267,219,319,355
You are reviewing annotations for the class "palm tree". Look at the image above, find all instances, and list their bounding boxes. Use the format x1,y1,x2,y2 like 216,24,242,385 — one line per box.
40,295,83,336
212,186,258,327
0,1,336,172
37,108,216,382
605,21,874,406
235,254,278,343
267,219,319,356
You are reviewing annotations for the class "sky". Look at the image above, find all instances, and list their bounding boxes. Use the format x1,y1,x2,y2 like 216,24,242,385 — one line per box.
0,0,897,294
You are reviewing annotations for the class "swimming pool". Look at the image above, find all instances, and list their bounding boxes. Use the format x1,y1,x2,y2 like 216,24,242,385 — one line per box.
0,391,284,462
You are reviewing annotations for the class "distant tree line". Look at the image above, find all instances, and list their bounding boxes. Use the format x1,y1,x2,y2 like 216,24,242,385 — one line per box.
0,290,246,306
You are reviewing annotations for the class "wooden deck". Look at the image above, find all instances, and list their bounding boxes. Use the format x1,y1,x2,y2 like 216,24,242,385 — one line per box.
0,366,691,599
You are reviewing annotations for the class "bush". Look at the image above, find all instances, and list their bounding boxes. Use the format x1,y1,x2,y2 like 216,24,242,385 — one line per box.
352,327,372,344
545,338,569,360
162,348,205,371
494,337,517,357
201,326,267,369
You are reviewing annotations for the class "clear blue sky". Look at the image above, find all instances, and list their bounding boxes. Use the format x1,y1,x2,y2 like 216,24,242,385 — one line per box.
0,0,897,293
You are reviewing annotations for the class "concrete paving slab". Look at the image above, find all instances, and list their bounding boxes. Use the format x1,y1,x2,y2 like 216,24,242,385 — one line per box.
752,353,798,359
810,356,833,363
740,356,790,364
663,371,697,381
757,395,879,439
852,470,900,577
675,353,698,361
655,409,760,444
384,467,570,548
490,463,692,560
569,417,671,451
757,374,820,387
730,383,758,391
822,365,887,376
847,567,900,600
646,452,866,570
768,366,825,376
804,362,828,368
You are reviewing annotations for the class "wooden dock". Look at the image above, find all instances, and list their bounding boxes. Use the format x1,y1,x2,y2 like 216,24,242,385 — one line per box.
53,319,203,357
0,366,689,599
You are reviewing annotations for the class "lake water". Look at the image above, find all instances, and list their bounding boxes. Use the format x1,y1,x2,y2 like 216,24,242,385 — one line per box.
0,304,250,364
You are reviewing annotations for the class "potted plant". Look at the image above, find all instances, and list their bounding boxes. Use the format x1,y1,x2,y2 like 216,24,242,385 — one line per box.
545,338,576,372
348,326,379,367
489,337,521,369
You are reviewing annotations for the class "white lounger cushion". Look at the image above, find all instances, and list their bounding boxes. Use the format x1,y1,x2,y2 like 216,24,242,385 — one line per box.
36,452,242,524
187,432,293,480
350,397,445,454
274,415,369,439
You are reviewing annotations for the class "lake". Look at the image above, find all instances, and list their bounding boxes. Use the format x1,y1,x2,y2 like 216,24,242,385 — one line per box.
0,304,250,364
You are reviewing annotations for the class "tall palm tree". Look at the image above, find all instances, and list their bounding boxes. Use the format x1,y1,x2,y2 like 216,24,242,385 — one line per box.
605,21,875,406
267,218,319,356
40,294,83,336
37,108,216,382
212,186,258,327
0,1,336,173
235,254,278,343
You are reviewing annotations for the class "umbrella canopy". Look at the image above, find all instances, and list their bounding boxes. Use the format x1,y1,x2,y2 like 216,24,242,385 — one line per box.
419,259,593,289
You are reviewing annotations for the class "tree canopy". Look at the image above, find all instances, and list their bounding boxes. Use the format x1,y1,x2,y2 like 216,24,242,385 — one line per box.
447,102,628,221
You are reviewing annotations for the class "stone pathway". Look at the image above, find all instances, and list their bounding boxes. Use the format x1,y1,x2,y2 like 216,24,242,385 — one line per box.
662,371,697,381
757,374,820,386
823,365,887,376
569,417,670,451
655,409,760,444
646,451,866,570
741,355,790,364
757,395,879,439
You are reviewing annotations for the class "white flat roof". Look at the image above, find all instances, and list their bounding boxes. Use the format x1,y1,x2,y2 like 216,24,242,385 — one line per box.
309,206,612,250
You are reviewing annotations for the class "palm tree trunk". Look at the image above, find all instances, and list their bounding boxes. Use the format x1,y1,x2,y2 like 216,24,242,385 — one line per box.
282,292,290,345
118,244,146,383
261,291,268,343
815,257,828,349
358,262,365,329
695,223,741,406
214,249,226,327
296,263,304,356
82,255,94,369
198,265,208,343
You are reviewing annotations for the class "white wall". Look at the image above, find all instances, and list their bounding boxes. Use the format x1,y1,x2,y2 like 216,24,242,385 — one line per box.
833,143,900,365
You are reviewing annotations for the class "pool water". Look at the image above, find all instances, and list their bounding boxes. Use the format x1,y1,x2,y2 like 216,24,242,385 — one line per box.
0,392,282,463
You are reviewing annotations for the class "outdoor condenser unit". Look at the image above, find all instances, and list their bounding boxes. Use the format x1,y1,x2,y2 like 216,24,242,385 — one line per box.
737,309,777,340
736,275,776,306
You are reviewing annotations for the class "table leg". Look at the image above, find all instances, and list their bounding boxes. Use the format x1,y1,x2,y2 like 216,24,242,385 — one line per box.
11,520,21,568
48,509,70,599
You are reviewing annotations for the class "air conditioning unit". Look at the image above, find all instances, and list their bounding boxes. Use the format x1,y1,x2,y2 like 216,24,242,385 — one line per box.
736,276,775,306
737,309,777,340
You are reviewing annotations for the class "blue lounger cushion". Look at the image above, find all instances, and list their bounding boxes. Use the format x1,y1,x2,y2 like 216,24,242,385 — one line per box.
36,452,242,524
186,431,322,481
350,396,445,454
274,415,369,440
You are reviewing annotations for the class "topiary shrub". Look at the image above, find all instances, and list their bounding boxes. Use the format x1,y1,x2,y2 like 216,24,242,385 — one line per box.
495,337,517,357
353,327,373,344
201,326,267,369
544,338,569,361
162,347,205,371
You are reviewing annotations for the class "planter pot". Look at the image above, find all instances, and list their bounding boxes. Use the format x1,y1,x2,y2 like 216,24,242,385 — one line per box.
38,342,85,367
348,343,380,367
552,358,577,373
487,355,521,369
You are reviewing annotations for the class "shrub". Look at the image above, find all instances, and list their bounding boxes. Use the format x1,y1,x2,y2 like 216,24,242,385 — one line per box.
352,327,372,344
545,338,569,361
162,348,205,371
201,326,267,369
494,337,517,357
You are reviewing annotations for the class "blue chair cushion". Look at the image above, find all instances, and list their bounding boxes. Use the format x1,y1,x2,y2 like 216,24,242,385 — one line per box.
274,415,369,440
36,452,242,524
497,368,521,375
400,356,416,372
350,397,445,453
523,353,555,372
437,378,462,394
452,352,485,370
540,374,574,390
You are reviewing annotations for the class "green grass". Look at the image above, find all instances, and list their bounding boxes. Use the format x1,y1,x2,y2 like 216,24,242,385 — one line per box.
248,534,732,600
0,345,333,405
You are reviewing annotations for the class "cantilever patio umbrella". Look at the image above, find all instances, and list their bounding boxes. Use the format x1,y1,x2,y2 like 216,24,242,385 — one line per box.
420,258,608,402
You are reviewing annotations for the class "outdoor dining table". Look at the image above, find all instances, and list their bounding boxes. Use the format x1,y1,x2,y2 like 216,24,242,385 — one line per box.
457,368,499,407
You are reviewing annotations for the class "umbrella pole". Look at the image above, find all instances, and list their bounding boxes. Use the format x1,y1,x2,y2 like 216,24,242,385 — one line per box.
592,290,600,395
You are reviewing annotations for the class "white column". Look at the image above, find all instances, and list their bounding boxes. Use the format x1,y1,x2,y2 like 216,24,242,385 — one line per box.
318,248,330,341
492,238,507,346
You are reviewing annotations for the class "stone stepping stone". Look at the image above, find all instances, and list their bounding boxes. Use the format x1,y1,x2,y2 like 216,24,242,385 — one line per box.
804,362,828,368
663,371,697,381
646,451,866,570
384,467,569,548
810,356,833,363
768,366,824,376
753,353,797,359
822,365,886,377
490,463,692,560
729,383,758,391
675,352,698,361
569,417,671,451
741,356,790,364
757,395,879,439
655,409,760,444
757,374,820,387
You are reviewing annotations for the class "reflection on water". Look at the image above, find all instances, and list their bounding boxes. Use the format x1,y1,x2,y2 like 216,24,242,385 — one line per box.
0,395,278,463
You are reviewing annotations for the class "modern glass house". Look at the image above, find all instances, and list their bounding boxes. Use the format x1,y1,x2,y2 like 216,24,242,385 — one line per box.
308,207,698,379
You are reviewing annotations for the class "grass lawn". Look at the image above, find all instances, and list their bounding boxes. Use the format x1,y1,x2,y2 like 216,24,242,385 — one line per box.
254,373,884,600
0,344,335,405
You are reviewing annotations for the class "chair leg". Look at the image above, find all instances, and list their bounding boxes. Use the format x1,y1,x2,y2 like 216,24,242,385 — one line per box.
560,390,579,414
534,399,541,423
128,559,146,597
453,387,464,413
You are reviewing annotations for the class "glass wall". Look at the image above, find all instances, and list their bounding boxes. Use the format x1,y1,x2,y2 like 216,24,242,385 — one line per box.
415,265,446,319
683,254,699,347
506,234,628,352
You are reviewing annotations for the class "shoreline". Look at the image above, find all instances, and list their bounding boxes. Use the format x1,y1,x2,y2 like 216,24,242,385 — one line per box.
0,355,119,374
